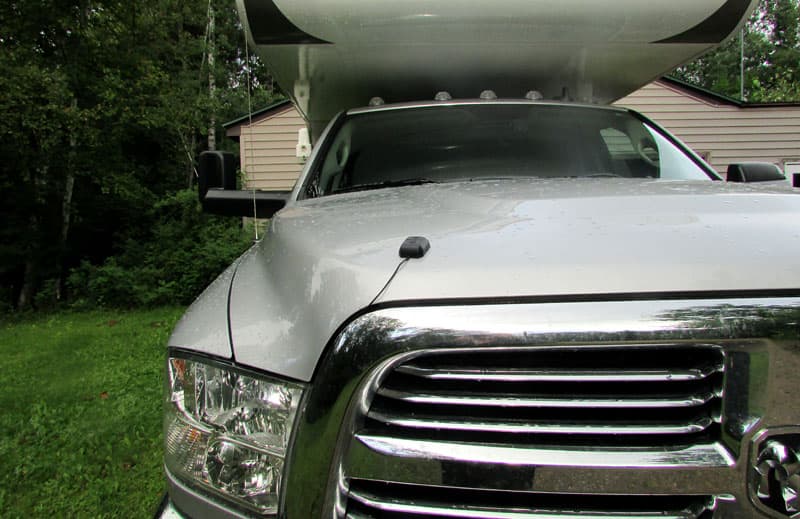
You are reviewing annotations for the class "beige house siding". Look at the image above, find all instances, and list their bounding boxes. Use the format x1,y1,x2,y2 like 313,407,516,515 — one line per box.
233,104,307,191
614,81,800,177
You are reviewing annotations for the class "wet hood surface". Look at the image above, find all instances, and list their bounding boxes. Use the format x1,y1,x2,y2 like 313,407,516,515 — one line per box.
226,178,800,380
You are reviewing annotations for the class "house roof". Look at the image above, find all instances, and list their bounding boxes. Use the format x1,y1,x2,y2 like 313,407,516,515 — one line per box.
222,99,292,129
661,76,800,108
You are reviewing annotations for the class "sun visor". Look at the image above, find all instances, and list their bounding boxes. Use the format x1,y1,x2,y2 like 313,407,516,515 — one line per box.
237,0,757,137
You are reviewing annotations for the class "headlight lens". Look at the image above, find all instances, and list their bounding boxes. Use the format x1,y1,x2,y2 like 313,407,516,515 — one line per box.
164,354,304,515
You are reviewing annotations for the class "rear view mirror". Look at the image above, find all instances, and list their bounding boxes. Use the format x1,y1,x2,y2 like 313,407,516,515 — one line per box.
197,151,289,218
726,162,785,183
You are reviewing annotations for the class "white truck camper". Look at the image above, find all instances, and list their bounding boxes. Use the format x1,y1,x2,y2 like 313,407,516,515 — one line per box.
157,1,800,518
237,0,758,137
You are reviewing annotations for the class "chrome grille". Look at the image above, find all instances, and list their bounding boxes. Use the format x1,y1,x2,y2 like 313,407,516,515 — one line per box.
280,299,798,518
346,480,715,519
366,345,724,446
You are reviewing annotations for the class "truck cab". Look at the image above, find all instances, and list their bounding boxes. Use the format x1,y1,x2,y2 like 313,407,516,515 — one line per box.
157,1,800,518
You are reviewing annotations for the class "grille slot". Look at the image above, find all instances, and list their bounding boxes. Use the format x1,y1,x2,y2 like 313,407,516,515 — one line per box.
366,346,724,447
346,479,715,519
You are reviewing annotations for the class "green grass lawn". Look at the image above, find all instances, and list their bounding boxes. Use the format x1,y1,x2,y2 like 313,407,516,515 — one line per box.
0,307,185,518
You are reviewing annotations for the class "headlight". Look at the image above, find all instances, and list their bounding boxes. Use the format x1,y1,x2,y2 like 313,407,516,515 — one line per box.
164,353,304,515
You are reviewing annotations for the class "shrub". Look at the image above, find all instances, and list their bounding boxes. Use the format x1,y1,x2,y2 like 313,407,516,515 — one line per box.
68,189,253,307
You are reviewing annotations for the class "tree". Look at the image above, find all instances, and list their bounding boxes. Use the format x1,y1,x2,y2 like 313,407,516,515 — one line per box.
0,1,78,307
671,0,800,101
751,0,800,100
0,0,279,309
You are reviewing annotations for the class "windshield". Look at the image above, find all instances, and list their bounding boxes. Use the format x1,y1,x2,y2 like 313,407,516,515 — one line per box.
306,104,714,197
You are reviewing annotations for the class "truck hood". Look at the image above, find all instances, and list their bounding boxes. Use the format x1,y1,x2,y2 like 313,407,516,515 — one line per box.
223,178,800,381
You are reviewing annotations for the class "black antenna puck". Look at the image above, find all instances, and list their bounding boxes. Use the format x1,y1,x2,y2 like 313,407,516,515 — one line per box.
399,236,430,259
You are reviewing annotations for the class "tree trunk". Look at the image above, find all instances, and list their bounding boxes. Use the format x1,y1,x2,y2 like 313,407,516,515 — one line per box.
17,215,40,309
207,3,216,151
18,158,49,309
56,169,75,301
17,257,38,309
57,98,78,301
62,162,75,245
187,133,196,187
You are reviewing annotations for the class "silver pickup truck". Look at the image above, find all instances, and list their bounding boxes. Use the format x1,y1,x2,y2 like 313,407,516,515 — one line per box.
157,1,800,518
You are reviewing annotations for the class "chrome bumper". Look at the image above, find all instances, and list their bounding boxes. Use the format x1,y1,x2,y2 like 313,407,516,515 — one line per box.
158,468,252,519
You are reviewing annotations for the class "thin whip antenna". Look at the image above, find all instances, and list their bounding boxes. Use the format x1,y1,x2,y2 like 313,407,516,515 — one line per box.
244,34,259,241
739,26,745,101
201,0,211,71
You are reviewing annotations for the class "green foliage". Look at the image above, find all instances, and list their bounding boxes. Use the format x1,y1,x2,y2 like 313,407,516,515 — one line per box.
68,189,253,308
0,307,184,517
0,46,74,291
0,0,279,309
671,0,800,101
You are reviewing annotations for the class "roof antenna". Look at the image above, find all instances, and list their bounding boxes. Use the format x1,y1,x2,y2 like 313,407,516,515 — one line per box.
244,25,258,241
399,236,430,259
370,236,431,306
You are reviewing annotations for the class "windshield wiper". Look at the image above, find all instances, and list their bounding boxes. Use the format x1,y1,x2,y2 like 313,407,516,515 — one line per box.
583,173,623,178
334,178,438,194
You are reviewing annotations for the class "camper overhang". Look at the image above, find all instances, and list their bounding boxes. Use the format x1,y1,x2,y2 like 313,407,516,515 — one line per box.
237,0,758,138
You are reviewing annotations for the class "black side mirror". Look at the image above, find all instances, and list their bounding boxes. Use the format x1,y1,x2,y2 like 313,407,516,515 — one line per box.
197,151,289,218
726,162,785,183
198,151,238,199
